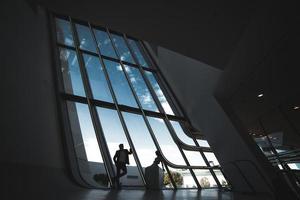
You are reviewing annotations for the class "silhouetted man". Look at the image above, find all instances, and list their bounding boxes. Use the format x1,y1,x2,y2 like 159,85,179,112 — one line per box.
113,144,132,187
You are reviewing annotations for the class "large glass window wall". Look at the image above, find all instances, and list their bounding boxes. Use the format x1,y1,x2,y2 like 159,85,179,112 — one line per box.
53,15,228,189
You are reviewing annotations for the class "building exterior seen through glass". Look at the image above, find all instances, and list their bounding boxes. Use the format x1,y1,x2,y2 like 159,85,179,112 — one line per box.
53,15,229,189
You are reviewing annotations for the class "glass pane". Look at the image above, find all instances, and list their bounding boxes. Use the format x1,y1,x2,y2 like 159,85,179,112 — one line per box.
69,103,102,162
67,102,109,187
147,117,186,165
170,121,195,145
82,54,113,102
213,169,228,187
75,23,97,52
122,112,157,167
145,71,174,115
128,38,149,67
55,18,74,46
96,107,144,186
93,29,117,58
193,169,217,188
59,48,85,97
124,65,158,112
197,139,210,148
204,152,220,166
167,167,197,188
123,112,176,189
104,59,138,108
111,34,135,64
183,150,206,166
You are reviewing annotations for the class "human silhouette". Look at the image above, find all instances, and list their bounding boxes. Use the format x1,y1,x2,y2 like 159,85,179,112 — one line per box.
113,144,133,187
153,151,164,168
145,150,165,189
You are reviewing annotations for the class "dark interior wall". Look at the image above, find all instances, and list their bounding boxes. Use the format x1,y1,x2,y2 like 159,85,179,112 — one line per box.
213,0,300,166
0,0,65,169
150,46,273,193
212,1,300,198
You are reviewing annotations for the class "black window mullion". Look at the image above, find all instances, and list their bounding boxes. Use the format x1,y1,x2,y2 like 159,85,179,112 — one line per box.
125,34,203,189
191,134,222,188
109,29,180,189
53,14,230,190
164,118,202,189
89,24,147,187
51,14,91,188
127,38,203,189
140,41,223,189
69,17,114,188
125,35,202,188
139,41,185,117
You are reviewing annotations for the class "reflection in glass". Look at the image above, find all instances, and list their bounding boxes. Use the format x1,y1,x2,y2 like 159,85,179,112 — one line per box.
111,34,135,64
93,29,117,58
104,59,138,108
145,71,174,115
59,48,85,97
204,152,220,166
82,54,113,102
127,38,149,67
170,121,195,145
67,102,109,187
193,169,217,188
124,66,158,112
147,117,185,165
197,139,210,148
96,107,143,186
166,167,197,188
75,24,97,52
183,150,206,166
55,18,74,46
213,169,228,187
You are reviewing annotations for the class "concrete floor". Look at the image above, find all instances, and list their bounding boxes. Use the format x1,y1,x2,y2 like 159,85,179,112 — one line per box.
62,188,273,200
1,163,274,200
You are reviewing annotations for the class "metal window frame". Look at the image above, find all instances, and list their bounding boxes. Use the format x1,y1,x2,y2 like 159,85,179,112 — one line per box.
50,11,230,190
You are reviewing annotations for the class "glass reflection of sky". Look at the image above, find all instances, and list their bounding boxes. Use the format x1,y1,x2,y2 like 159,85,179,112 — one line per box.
111,34,135,64
145,71,174,115
93,29,117,59
104,59,138,108
124,65,158,112
55,18,74,46
74,103,103,162
147,117,186,165
75,24,97,52
82,54,113,102
122,112,157,167
59,48,85,97
128,39,148,67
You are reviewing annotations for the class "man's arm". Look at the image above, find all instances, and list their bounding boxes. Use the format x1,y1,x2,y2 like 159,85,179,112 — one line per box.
113,151,118,163
128,148,133,154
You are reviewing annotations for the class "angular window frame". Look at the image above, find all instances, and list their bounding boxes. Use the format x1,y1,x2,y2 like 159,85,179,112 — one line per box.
50,12,229,190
